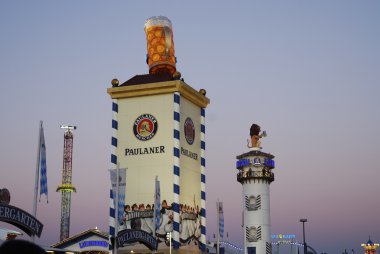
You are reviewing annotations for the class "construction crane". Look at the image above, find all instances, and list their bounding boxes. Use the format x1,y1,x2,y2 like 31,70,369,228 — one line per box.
56,125,77,241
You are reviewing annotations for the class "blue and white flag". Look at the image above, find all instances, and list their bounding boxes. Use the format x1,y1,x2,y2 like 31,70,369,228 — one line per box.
110,168,126,226
39,123,48,202
154,176,161,231
218,201,224,238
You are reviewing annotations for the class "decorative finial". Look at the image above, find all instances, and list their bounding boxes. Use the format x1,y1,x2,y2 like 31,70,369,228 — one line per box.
199,89,206,96
172,71,181,80
111,78,119,87
247,123,267,150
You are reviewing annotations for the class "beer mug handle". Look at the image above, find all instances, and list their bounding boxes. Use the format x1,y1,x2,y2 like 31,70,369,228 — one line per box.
163,26,172,58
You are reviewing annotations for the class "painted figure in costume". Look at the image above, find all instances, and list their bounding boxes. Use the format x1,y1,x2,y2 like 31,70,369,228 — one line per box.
194,205,201,239
121,205,131,230
179,204,200,243
157,200,173,237
130,203,141,229
141,204,154,233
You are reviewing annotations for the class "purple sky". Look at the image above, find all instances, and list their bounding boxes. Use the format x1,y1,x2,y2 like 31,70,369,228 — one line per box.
1,1,379,253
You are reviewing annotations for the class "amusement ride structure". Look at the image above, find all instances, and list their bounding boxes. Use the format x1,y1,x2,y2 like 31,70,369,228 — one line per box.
56,125,77,241
361,238,379,254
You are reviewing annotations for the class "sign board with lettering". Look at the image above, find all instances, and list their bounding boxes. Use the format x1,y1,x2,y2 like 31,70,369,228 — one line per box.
271,234,296,239
79,240,108,249
51,228,110,252
0,204,43,237
117,229,158,250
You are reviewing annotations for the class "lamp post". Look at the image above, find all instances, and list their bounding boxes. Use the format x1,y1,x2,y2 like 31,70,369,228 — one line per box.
300,219,307,254
166,232,172,254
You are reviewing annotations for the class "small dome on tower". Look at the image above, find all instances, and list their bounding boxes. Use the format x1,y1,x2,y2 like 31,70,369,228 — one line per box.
367,238,375,246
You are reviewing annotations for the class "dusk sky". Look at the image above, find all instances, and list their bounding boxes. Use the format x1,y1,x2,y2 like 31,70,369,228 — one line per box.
1,1,379,253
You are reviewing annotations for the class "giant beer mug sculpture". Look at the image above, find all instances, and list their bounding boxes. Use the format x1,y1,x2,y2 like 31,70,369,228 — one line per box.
144,16,177,74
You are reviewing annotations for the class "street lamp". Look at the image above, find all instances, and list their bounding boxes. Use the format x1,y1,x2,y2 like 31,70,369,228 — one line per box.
166,232,172,254
300,219,308,254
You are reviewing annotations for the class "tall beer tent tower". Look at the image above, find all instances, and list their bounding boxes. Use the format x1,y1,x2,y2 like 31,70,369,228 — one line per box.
107,16,209,253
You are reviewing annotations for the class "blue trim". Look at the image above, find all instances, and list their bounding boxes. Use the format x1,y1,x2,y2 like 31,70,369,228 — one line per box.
201,225,206,235
109,190,113,199
173,221,180,232
174,129,180,139
174,94,180,104
173,184,180,194
201,108,205,117
112,120,118,130
111,154,117,164
111,137,117,147
201,174,206,183
201,208,206,217
174,148,180,158
199,242,206,252
174,112,180,121
172,203,180,213
112,102,118,112
173,240,180,249
201,141,205,150
201,191,206,200
201,124,205,133
109,227,115,236
174,166,180,176
110,208,115,218
201,158,205,167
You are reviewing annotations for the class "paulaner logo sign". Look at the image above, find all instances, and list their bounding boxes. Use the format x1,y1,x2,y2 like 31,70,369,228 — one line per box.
0,204,43,237
133,114,158,141
125,146,165,156
184,117,195,145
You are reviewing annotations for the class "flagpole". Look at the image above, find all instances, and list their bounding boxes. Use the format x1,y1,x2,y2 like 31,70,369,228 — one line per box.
114,163,120,254
153,176,157,239
32,121,42,242
216,199,220,254
152,175,159,254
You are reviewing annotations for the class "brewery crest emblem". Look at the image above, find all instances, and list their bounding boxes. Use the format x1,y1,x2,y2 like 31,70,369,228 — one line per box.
184,117,195,145
133,114,158,141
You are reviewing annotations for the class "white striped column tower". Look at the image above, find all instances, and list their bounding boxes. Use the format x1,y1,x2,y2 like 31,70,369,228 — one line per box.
236,124,275,254
200,107,206,252
172,92,181,248
109,79,119,251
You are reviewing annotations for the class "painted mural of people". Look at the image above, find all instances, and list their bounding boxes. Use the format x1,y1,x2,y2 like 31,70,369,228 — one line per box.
179,204,199,244
180,204,189,242
194,205,201,239
121,205,131,230
123,199,202,246
130,203,141,229
141,204,154,234
157,200,173,236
